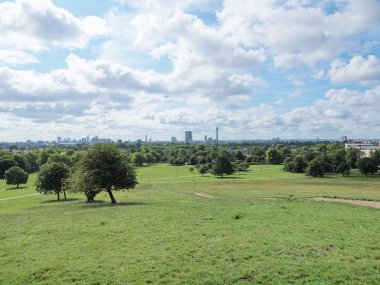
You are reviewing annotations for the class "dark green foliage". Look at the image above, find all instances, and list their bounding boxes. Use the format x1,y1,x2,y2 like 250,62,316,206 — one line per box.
346,148,362,168
132,152,146,167
79,144,138,204
64,166,102,202
336,161,351,177
47,153,73,167
198,165,208,176
265,147,282,164
145,153,156,164
358,157,378,176
234,150,245,161
212,155,234,177
13,154,31,173
283,155,307,173
0,158,18,179
305,158,326,177
25,151,40,172
36,163,70,200
370,150,380,165
4,166,28,188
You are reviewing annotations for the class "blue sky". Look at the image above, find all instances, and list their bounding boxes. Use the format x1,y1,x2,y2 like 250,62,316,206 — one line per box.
0,0,379,141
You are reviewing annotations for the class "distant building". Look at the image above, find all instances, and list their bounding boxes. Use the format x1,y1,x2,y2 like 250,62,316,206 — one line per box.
341,136,348,142
345,141,380,157
185,131,192,144
171,137,178,143
57,136,62,143
216,127,219,142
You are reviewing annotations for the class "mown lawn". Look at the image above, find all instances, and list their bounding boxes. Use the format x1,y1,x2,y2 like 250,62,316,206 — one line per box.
0,164,379,284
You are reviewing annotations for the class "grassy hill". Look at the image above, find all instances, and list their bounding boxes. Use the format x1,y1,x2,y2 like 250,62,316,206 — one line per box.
0,164,379,284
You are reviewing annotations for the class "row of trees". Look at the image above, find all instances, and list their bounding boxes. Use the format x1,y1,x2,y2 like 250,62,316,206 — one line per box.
35,144,137,204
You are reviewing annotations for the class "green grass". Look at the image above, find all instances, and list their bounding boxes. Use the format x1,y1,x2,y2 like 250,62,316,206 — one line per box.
0,164,379,284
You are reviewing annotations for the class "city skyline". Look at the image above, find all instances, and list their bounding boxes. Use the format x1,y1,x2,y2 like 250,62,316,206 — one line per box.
0,1,379,141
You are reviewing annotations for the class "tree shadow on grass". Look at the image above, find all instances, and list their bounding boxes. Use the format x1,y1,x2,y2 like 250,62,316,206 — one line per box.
78,200,147,208
6,186,29,190
214,176,242,180
42,198,81,203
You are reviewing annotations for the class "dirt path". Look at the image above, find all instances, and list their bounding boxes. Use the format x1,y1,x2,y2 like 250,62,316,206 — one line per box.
310,197,380,209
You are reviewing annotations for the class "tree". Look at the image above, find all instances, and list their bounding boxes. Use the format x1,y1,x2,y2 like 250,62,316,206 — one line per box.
132,152,146,167
79,144,138,204
198,165,208,176
36,163,70,200
64,166,101,202
145,153,156,164
346,148,362,168
234,150,245,161
292,155,307,173
13,154,31,173
305,158,326,177
212,155,234,177
336,161,351,177
5,166,28,188
0,158,18,179
265,148,282,164
47,153,73,167
358,157,378,176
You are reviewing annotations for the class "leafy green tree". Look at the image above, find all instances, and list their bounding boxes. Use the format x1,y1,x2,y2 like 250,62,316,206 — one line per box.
346,148,362,168
358,157,378,176
5,166,28,188
47,153,73,167
79,144,138,204
265,147,282,164
0,158,18,179
234,150,245,161
13,154,31,173
198,165,208,176
370,150,380,165
64,166,101,202
25,151,40,172
305,158,326,177
212,156,234,177
36,163,70,200
132,152,146,167
336,161,351,177
283,157,294,172
145,153,156,164
292,155,307,173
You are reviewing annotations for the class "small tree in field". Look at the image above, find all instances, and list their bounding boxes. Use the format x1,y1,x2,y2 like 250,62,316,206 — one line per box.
305,158,325,177
36,163,70,200
212,155,234,177
79,144,138,204
5,166,28,188
198,165,208,176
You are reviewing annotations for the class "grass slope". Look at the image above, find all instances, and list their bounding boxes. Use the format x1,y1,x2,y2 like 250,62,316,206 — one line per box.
0,164,379,284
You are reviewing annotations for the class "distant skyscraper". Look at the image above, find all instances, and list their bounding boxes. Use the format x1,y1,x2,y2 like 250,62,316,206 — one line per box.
57,136,62,143
171,137,178,143
145,134,148,142
185,131,192,144
204,135,207,142
216,127,219,142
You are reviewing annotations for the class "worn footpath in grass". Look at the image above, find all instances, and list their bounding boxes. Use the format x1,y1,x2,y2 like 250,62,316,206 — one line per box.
0,164,379,284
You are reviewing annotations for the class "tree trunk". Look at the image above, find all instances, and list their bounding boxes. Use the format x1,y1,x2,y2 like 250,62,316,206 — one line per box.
57,191,60,201
107,188,117,204
63,190,67,200
17,184,19,188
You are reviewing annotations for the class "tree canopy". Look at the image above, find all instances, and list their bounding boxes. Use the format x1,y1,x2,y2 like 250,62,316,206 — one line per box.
5,166,28,188
77,144,138,204
36,163,70,200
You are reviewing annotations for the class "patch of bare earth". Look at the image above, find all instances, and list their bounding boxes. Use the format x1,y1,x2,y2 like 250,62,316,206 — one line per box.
310,197,380,209
193,192,220,199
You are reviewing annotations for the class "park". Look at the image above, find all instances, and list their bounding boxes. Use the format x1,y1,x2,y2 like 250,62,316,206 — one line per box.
0,161,379,284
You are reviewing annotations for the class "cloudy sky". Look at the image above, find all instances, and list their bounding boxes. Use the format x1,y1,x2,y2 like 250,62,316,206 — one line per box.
0,0,380,142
